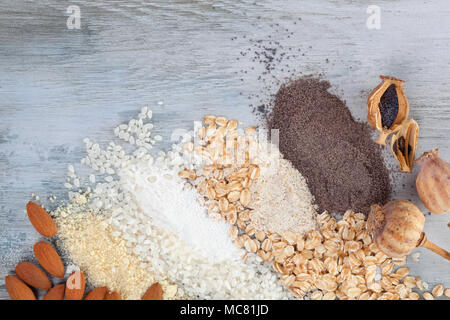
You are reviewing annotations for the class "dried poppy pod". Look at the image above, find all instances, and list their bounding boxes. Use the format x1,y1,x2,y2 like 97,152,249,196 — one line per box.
415,148,450,214
368,200,449,260
390,119,419,173
368,200,424,258
367,75,410,145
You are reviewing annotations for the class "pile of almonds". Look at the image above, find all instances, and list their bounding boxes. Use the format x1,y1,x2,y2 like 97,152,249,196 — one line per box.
180,115,450,300
4,201,163,300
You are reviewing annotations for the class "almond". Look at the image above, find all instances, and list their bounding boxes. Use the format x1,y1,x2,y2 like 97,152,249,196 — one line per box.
104,291,122,300
141,282,163,300
15,262,52,290
5,275,36,300
33,241,65,278
84,286,108,300
65,271,86,300
26,201,58,237
43,284,65,300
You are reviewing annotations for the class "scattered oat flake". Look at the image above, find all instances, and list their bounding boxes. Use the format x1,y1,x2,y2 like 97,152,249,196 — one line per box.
432,284,444,297
444,288,450,297
422,292,434,300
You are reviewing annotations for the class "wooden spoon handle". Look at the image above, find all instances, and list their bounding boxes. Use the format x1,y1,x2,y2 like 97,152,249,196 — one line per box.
417,233,450,261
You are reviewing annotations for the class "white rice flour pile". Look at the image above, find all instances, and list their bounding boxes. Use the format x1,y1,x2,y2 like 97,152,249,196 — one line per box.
62,106,291,299
120,162,241,262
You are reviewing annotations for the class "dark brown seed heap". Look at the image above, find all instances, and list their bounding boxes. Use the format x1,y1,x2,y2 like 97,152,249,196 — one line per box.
267,77,391,215
379,84,399,128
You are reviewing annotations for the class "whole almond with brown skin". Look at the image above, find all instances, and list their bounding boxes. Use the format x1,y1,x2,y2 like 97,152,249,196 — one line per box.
33,241,65,278
65,271,86,300
141,282,163,300
84,286,108,300
26,201,58,237
104,291,122,300
43,284,65,300
15,262,52,290
5,275,36,300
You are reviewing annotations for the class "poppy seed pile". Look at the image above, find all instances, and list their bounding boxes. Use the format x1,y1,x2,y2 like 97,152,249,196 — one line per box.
267,77,392,215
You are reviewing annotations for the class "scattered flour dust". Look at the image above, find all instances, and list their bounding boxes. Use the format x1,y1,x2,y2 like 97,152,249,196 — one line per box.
120,161,242,263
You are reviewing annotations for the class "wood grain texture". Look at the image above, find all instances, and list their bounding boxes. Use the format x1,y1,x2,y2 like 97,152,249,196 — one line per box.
0,0,449,299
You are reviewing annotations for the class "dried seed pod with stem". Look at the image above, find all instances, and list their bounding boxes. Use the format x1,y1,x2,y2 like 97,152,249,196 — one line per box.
368,200,449,260
415,148,450,214
390,119,419,173
367,76,410,145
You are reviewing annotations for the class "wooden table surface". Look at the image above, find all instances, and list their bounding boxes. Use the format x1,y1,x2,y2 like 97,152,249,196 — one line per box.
0,0,449,299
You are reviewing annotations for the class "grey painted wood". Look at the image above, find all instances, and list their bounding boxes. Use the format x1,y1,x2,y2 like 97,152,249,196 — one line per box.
0,0,448,299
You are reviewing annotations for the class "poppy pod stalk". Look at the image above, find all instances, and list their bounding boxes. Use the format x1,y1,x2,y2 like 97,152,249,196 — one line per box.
368,200,449,260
